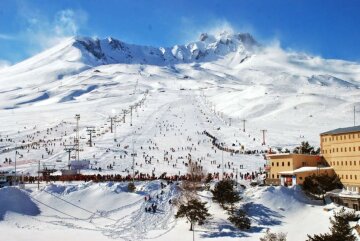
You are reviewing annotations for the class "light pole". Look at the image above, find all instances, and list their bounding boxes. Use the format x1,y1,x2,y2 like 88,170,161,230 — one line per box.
14,142,17,185
222,149,224,180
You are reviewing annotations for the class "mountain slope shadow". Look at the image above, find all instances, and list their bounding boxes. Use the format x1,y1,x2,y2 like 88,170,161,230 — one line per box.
0,187,40,220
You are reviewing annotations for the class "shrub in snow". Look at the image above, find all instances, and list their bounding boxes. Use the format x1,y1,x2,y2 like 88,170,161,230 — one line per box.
127,182,136,192
260,230,287,241
307,207,357,241
175,199,211,231
228,209,251,230
212,179,241,209
302,174,342,199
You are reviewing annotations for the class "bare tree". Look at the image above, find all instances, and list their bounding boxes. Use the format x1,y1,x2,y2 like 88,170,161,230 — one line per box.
175,161,207,206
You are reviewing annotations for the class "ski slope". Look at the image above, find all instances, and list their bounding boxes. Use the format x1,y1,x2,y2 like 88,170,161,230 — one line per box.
0,31,359,240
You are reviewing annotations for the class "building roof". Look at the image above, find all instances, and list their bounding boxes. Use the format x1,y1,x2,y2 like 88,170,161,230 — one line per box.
278,166,333,175
266,153,319,158
321,125,360,135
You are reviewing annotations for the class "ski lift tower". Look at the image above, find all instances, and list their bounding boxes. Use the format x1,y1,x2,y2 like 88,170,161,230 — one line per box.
86,127,96,147
122,109,127,123
74,114,81,160
114,116,121,142
64,144,76,169
130,105,133,126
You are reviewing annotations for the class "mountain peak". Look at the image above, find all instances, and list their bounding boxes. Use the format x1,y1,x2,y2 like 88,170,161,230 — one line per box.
199,32,258,47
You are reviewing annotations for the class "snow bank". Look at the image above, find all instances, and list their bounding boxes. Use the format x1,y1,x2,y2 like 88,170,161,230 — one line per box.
248,185,320,211
0,187,40,220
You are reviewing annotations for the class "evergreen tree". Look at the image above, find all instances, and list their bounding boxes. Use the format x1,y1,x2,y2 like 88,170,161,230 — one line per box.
212,179,241,209
127,182,136,192
293,141,315,154
303,174,342,198
228,209,251,230
307,208,357,241
175,199,211,231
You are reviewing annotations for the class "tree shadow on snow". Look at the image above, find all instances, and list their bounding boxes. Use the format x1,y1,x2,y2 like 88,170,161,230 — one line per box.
243,202,283,227
200,220,249,238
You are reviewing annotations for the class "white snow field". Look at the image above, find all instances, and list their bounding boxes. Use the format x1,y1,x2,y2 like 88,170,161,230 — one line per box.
0,182,334,241
0,31,359,240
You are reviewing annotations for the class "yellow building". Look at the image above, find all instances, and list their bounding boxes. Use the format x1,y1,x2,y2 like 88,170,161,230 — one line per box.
266,153,330,186
320,126,360,192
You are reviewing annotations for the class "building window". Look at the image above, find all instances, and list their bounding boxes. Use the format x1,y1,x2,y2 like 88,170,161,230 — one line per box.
288,162,290,166
346,175,348,179
277,175,279,178
299,177,303,180
282,162,284,166
356,175,357,180
272,174,274,178
337,148,339,152
354,147,356,151
342,175,344,179
353,134,355,138
341,148,343,152
272,162,274,166
341,161,343,165
344,135,346,140
350,161,352,166
277,162,279,167
337,161,339,165
336,136,338,141
350,175,352,179
345,161,347,166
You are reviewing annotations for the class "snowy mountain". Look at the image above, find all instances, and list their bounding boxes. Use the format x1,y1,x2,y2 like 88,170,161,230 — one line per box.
67,32,258,65
0,31,359,148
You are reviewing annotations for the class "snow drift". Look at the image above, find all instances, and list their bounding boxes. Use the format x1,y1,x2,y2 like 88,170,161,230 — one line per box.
0,187,40,220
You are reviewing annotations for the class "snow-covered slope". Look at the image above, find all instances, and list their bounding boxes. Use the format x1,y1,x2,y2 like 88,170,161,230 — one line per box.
0,31,359,154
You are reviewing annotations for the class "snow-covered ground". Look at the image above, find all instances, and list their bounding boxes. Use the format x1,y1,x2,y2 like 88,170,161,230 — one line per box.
0,181,336,241
0,31,359,240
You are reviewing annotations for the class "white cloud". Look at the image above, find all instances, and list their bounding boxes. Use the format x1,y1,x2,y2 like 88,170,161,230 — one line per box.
178,18,255,43
22,9,88,53
0,60,11,70
0,33,15,40
205,20,235,36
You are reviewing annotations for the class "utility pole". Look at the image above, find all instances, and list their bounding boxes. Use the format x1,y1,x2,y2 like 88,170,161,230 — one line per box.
110,116,114,133
86,127,95,147
242,119,246,132
122,109,126,123
75,114,80,161
14,142,17,185
131,136,136,183
222,148,224,180
130,106,133,126
236,168,239,186
114,117,120,142
261,129,267,145
38,160,40,190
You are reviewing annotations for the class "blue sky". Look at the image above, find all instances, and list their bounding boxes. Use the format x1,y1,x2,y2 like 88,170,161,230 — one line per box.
0,0,359,65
